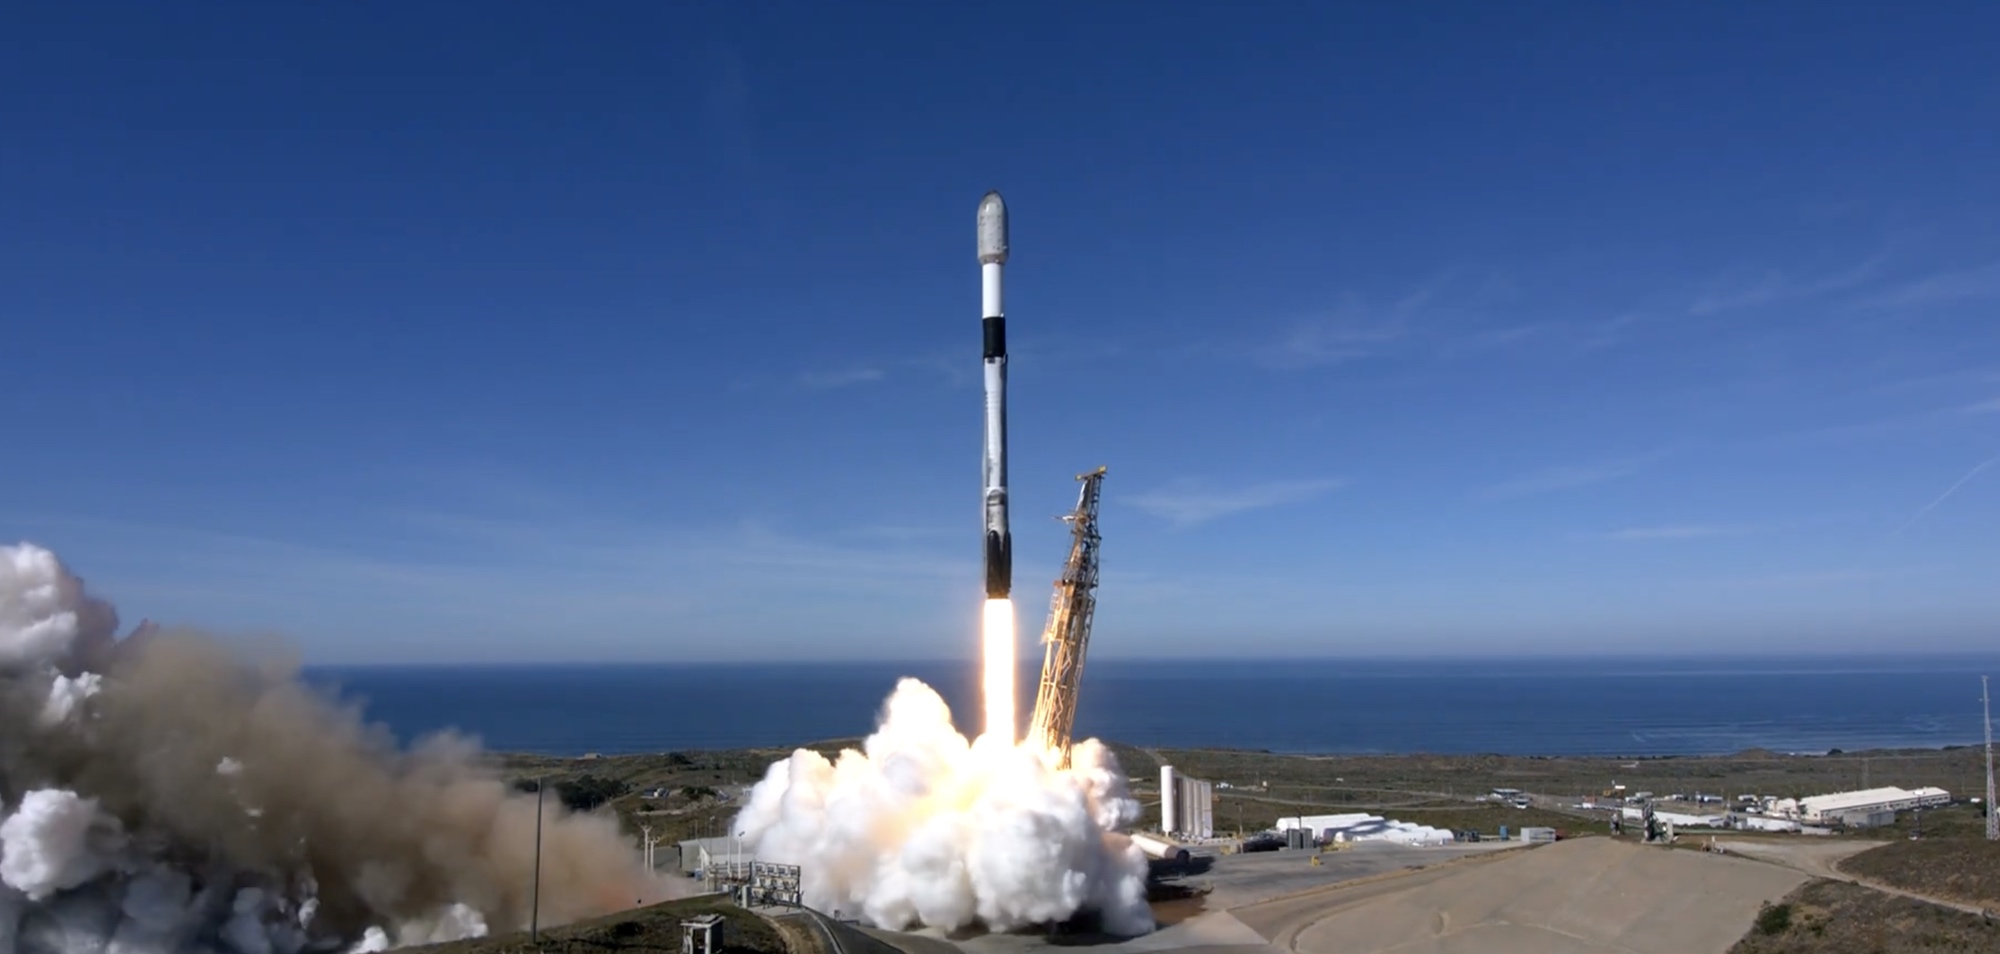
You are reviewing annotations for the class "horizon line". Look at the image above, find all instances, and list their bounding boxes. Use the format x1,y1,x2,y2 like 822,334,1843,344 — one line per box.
304,651,2000,669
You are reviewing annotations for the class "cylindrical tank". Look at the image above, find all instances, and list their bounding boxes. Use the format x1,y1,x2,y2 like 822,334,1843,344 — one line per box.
1129,832,1190,864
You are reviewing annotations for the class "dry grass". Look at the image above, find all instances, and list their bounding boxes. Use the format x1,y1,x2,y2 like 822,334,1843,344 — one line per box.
1729,880,1999,954
1144,746,1984,811
1842,834,2000,911
486,742,1988,857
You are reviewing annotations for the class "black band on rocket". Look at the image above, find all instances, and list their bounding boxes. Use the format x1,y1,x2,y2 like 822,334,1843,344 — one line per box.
983,316,1006,360
985,531,1012,598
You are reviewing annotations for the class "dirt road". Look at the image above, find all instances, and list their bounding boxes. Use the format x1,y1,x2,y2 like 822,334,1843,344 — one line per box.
1713,837,1990,916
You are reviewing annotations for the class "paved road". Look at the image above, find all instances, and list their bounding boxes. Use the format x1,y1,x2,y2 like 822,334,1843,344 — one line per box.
781,909,911,954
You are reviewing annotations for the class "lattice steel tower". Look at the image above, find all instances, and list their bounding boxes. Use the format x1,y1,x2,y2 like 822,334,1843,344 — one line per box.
1027,466,1107,768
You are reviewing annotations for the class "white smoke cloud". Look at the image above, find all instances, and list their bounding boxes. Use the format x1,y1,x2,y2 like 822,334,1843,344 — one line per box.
0,541,689,952
1,790,121,901
733,678,1154,936
38,672,101,728
1,543,119,671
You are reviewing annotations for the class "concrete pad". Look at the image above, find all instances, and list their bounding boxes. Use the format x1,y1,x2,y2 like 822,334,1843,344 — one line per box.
1192,842,1519,909
1114,912,1270,952
943,911,1280,954
856,925,967,954
1242,838,1806,954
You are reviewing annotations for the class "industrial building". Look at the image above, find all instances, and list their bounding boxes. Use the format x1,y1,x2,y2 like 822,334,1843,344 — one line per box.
674,835,754,875
1277,813,1457,846
1767,786,1951,824
1159,765,1214,839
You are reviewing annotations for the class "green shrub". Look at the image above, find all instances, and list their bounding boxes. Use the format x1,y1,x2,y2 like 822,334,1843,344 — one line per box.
554,774,630,812
1755,901,1793,936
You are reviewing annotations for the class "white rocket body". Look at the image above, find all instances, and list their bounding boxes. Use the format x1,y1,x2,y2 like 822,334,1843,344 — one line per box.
978,191,1011,599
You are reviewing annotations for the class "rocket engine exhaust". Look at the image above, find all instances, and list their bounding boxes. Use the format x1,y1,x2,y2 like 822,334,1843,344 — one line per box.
981,598,1016,745
977,191,1016,745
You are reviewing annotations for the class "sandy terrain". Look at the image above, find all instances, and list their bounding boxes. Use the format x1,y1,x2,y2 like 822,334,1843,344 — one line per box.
861,838,1811,954
1235,838,1806,954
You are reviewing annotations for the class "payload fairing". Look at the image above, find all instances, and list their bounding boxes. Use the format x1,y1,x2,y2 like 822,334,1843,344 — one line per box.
978,191,1012,600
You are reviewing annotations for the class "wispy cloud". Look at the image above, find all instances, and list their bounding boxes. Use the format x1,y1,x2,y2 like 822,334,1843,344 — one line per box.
1257,312,1408,369
1862,366,2000,397
732,352,958,393
1577,313,1645,351
1438,323,1555,355
1251,283,1441,370
1862,262,2000,310
1720,566,1943,589
797,367,885,389
774,338,1123,393
1688,253,1886,315
1479,453,1661,500
1768,403,1992,446
1954,397,2000,414
1604,524,1753,541
380,510,973,589
1127,478,1344,528
849,524,957,542
1892,456,2000,536
1250,273,1658,368
10,505,974,628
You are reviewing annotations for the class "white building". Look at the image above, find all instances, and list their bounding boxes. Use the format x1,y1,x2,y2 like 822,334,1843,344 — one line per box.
1159,765,1214,839
1276,813,1455,846
675,835,753,874
1769,786,1950,823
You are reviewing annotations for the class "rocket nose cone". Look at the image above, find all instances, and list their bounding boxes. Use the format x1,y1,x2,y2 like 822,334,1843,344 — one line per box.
978,191,1009,265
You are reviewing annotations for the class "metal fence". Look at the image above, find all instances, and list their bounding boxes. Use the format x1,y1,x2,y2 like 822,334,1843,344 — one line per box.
707,861,803,908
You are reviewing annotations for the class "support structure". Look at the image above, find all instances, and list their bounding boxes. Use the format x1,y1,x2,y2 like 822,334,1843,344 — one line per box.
531,776,544,942
1158,764,1215,839
1984,675,1996,841
1026,467,1108,767
640,824,671,872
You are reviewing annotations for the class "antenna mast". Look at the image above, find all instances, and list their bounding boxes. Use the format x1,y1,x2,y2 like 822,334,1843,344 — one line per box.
1027,467,1107,768
1984,675,1996,841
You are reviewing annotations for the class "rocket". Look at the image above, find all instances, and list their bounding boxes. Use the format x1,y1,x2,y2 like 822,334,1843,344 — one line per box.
978,191,1011,600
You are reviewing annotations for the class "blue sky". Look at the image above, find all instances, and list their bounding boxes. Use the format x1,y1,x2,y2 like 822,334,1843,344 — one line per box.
4,3,1997,663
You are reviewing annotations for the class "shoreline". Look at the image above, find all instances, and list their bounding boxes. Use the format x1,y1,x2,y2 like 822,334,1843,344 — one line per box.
491,741,1991,851
486,738,1995,762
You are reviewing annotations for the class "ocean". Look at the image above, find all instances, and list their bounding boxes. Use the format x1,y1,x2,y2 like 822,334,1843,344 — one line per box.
302,656,2000,759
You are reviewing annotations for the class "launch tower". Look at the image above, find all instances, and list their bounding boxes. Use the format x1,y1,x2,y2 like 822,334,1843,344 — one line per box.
1027,466,1108,767
1984,675,1996,841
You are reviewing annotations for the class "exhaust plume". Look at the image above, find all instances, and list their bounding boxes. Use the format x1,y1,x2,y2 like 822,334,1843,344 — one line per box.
732,678,1153,936
980,599,1015,744
0,542,685,952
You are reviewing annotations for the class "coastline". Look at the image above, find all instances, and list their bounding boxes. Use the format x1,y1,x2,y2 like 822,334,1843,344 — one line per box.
308,657,2000,760
491,740,1992,852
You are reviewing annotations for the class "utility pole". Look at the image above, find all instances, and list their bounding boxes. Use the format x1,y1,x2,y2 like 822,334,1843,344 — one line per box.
532,776,545,942
1984,676,1997,842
